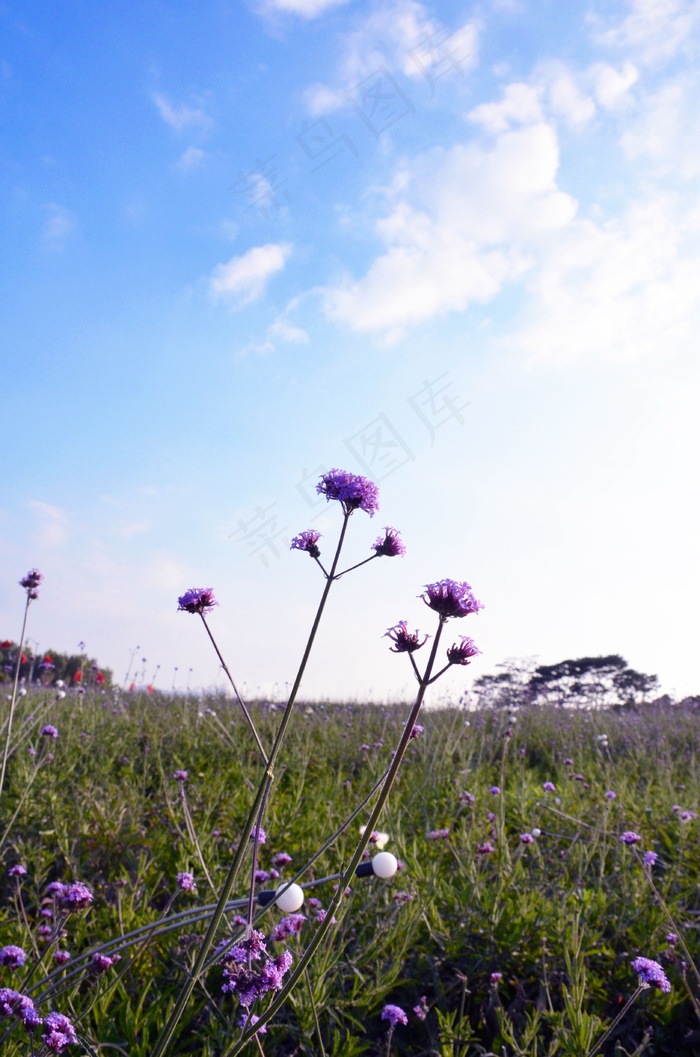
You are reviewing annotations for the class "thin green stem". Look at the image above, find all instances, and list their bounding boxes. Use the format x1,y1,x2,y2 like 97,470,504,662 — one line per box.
583,986,642,1057
0,594,31,801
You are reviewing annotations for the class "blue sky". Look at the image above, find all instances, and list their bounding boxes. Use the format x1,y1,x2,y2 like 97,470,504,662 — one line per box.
2,0,700,701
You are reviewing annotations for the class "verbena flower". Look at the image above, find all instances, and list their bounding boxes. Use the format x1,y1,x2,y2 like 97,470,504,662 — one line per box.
666,933,678,946
0,946,26,969
290,530,322,558
372,527,406,557
620,831,642,845
385,621,428,654
605,790,616,800
631,956,671,992
490,972,503,983
251,826,267,845
489,786,500,796
409,724,424,739
42,1011,78,1052
413,995,429,1020
543,782,556,793
446,636,480,666
680,810,697,822
91,953,120,974
428,828,450,841
177,588,218,615
271,852,292,868
269,914,307,943
316,469,379,516
238,1012,267,1035
0,988,41,1030
381,1003,408,1027
643,851,658,866
8,865,27,878
58,881,93,912
53,950,70,965
420,579,483,620
41,725,59,739
173,770,188,782
176,872,197,892
520,833,534,844
477,841,495,854
19,569,43,600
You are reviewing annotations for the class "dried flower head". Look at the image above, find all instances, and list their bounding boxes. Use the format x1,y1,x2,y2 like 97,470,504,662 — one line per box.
420,579,483,620
177,588,218,615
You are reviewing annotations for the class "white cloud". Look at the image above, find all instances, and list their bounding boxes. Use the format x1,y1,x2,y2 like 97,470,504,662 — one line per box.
152,91,212,132
589,0,700,66
469,82,543,133
589,60,639,108
28,501,68,547
323,116,576,337
268,319,309,343
542,64,596,128
621,70,700,178
42,204,75,247
303,0,478,116
512,194,700,363
258,0,351,17
176,146,208,170
209,243,292,306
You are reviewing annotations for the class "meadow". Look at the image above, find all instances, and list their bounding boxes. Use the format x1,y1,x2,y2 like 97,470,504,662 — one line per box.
1,688,699,1057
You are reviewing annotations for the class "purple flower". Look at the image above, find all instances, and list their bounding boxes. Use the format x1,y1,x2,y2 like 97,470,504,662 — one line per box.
38,924,53,938
666,933,678,946
58,881,93,912
477,841,495,854
176,872,197,892
381,1003,408,1027
564,758,574,766
620,831,642,845
605,790,616,800
238,1012,267,1035
53,950,70,965
543,782,556,793
428,828,450,841
177,588,218,615
631,957,671,992
8,865,27,878
520,833,534,844
459,790,475,805
385,621,428,654
0,988,41,1029
250,826,267,845
20,569,43,600
269,914,307,943
42,1011,78,1052
643,851,658,866
291,530,322,558
413,995,429,1020
260,949,293,992
173,770,188,782
420,579,483,620
410,724,424,739
680,810,697,822
0,946,26,969
372,527,406,557
446,636,480,666
272,852,292,868
41,725,59,739
254,869,270,883
490,972,503,983
316,469,379,517
489,786,500,796
92,953,120,974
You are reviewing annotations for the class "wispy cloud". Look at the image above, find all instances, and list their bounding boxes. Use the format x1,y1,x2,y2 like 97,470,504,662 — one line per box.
152,91,213,133
42,204,75,247
176,146,208,171
257,0,351,18
589,0,700,66
209,243,292,306
28,500,69,547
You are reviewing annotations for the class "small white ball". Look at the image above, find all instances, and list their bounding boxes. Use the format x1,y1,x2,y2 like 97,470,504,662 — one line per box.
55,680,65,689
531,827,541,838
275,882,304,912
372,852,398,879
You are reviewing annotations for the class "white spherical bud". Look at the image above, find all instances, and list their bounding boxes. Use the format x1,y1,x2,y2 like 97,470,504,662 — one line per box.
275,882,304,912
55,680,65,689
57,690,66,699
372,852,398,879
531,827,541,838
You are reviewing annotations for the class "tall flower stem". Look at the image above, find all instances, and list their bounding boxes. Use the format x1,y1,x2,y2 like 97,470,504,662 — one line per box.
151,512,353,1057
0,593,31,801
198,614,268,765
226,619,446,1056
583,986,642,1057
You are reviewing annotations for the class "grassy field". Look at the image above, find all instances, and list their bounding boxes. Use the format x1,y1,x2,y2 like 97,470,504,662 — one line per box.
1,688,699,1056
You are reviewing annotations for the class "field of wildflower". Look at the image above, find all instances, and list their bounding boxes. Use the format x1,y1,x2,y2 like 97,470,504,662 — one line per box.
1,471,699,1057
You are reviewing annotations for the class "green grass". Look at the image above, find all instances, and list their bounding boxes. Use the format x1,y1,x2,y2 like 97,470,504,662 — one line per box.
1,690,699,1056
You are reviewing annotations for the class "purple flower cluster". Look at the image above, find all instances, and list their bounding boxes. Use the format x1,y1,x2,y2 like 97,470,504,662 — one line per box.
385,621,428,654
42,1011,78,1052
91,953,120,974
620,831,642,845
269,914,307,943
446,636,480,666
41,725,59,739
316,469,379,517
631,956,671,992
0,988,42,1031
8,865,27,878
420,579,483,620
381,1003,408,1027
222,946,293,1008
290,530,322,558
177,588,218,615
19,569,43,600
176,872,197,893
413,995,429,1020
48,881,93,913
427,828,450,841
271,852,292,868
173,770,188,782
0,946,26,969
372,527,406,557
519,833,534,844
543,781,556,793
